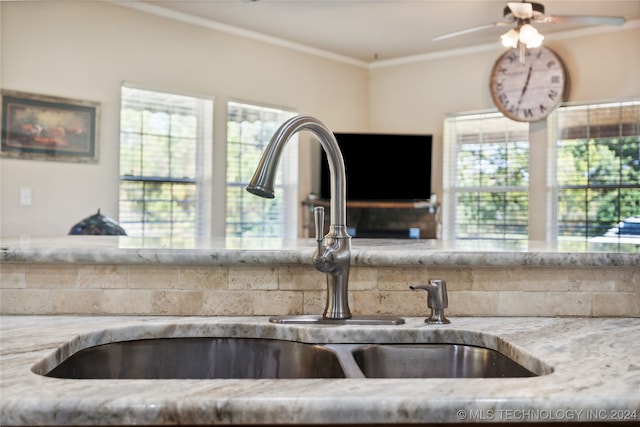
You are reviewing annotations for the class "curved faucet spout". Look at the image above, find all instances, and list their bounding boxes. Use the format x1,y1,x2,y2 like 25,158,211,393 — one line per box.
246,115,346,227
246,115,352,320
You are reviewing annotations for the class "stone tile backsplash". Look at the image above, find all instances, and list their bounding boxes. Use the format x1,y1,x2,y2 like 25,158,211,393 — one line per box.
1,263,638,317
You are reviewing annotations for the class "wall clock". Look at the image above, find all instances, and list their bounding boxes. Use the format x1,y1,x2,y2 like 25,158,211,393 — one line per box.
489,46,568,122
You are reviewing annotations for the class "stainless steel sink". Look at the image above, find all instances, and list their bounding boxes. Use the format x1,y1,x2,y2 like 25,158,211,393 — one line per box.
352,344,536,378
41,338,541,380
45,338,346,379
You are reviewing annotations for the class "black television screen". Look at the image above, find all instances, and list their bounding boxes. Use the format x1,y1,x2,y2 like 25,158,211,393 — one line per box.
320,132,432,201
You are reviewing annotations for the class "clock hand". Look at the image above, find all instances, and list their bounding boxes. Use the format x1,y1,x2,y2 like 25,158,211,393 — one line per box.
517,65,533,107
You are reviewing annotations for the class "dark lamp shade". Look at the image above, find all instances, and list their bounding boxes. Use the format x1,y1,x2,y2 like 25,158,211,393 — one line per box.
69,209,127,236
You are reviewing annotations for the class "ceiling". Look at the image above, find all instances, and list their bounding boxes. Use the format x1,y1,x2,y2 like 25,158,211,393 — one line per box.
137,0,640,65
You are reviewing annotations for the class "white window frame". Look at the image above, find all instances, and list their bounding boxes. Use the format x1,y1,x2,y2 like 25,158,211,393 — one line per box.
547,99,640,242
442,111,530,240
118,84,213,245
443,98,639,242
225,101,297,239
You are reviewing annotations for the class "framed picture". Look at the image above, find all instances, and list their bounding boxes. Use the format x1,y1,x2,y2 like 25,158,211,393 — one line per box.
1,90,99,163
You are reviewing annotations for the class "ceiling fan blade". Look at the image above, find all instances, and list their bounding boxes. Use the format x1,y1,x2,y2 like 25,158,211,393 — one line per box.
507,2,533,19
432,22,511,41
538,15,625,26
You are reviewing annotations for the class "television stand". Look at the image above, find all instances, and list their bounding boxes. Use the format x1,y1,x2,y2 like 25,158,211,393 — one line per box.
302,198,441,239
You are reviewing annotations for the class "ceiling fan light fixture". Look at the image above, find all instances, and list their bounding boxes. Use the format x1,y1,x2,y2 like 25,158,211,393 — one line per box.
434,1,624,49
501,29,519,48
518,23,543,46
525,33,544,48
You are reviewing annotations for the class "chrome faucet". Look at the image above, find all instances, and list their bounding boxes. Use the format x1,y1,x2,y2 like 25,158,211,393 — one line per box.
410,279,450,324
246,115,403,325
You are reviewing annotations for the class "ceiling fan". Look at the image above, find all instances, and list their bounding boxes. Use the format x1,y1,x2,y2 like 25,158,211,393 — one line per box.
433,1,626,47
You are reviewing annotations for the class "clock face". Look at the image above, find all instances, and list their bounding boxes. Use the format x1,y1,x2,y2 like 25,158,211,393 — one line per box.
490,46,567,122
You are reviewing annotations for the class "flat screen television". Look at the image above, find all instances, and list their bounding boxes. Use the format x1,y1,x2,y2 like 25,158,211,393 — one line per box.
320,132,432,202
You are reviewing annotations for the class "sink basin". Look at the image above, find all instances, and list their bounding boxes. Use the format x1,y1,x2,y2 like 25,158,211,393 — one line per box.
352,344,536,378
41,338,541,380
45,338,346,379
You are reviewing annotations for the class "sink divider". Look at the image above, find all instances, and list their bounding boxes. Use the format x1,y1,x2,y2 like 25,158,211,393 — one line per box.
323,344,367,378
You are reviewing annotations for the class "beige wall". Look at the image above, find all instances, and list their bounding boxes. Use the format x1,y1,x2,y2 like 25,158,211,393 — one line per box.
0,1,368,237
1,1,638,238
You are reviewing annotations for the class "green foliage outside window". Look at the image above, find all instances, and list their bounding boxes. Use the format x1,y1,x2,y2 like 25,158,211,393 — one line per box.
556,136,640,238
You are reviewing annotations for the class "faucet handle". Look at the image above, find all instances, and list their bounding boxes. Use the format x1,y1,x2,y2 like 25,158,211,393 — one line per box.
313,206,325,242
410,279,450,324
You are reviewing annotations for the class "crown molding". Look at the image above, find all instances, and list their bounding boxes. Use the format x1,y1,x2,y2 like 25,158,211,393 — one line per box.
110,1,369,68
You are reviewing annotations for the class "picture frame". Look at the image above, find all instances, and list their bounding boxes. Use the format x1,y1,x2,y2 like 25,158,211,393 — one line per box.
1,90,99,163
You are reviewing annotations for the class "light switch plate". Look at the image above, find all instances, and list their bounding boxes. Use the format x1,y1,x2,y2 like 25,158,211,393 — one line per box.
20,188,32,206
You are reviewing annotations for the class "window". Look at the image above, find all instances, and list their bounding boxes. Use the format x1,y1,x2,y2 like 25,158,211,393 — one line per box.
552,101,640,241
225,102,296,238
443,112,529,240
443,99,639,242
119,85,213,246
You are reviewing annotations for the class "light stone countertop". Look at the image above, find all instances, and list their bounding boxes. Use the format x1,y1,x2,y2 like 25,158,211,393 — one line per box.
1,236,638,266
1,315,639,425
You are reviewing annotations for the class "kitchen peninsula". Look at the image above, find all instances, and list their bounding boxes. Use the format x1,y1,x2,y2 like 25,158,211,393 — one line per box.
1,236,637,318
1,236,639,425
